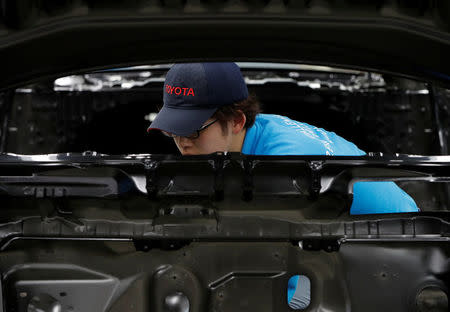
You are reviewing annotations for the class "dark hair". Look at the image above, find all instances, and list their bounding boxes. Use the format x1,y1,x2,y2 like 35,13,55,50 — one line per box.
212,94,262,134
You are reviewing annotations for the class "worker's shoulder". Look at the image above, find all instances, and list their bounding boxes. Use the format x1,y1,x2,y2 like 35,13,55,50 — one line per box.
254,114,310,131
250,114,332,155
253,114,365,156
255,114,332,140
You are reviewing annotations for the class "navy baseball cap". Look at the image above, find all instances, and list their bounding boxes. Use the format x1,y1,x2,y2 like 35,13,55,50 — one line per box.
147,62,248,136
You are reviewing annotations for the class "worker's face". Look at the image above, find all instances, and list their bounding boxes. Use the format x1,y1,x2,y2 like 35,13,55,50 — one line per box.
173,118,233,155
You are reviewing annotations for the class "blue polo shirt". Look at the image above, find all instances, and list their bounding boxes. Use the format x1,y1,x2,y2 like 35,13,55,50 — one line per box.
242,114,419,214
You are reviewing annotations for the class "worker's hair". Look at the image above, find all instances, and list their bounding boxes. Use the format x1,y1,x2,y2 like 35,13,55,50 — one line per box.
212,94,262,134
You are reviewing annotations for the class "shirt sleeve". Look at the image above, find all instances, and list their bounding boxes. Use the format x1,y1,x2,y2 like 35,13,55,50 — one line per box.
351,181,420,214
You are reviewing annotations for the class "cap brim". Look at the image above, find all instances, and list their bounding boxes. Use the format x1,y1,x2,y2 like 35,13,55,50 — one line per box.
147,105,217,136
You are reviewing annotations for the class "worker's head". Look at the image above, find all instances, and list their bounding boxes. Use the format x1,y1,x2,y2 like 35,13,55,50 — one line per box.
148,63,260,155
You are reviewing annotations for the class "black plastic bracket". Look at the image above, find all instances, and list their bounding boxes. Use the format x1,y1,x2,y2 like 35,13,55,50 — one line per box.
144,159,159,199
242,158,254,201
301,239,341,252
308,160,324,198
211,154,226,201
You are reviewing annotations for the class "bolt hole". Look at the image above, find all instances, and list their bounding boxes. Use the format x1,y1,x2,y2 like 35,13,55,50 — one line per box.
172,275,177,280
59,292,67,297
